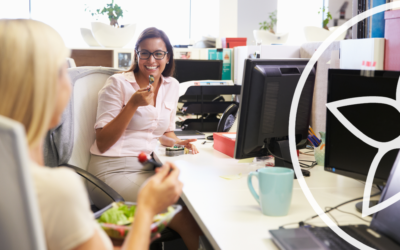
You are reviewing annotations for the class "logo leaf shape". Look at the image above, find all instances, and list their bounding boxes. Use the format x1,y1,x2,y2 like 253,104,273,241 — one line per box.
326,76,400,217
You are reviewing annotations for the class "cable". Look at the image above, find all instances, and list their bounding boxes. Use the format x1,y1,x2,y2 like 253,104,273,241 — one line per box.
279,190,381,229
303,191,381,222
325,207,339,226
266,144,317,170
325,206,371,224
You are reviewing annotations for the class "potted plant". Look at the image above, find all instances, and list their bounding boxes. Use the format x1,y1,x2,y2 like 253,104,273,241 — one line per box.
319,7,333,30
259,10,277,34
85,0,125,27
82,0,136,48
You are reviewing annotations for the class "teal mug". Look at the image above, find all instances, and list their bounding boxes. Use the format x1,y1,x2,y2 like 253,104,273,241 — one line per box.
247,167,294,216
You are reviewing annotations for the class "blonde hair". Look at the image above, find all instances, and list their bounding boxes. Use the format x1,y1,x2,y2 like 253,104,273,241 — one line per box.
0,19,70,148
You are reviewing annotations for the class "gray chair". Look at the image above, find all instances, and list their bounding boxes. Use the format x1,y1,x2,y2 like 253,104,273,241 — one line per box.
0,115,46,250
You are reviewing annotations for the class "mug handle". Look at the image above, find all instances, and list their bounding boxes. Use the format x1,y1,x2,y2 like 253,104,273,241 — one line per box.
247,172,260,204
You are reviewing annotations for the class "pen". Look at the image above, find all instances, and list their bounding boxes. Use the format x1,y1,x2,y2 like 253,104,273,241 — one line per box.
308,132,321,144
307,138,316,147
307,135,319,147
312,135,321,144
310,135,320,146
309,127,317,137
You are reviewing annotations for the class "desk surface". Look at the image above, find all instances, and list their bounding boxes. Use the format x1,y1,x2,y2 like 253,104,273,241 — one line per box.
155,140,378,250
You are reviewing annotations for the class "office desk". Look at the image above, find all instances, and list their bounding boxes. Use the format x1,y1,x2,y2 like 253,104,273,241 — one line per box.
155,141,379,250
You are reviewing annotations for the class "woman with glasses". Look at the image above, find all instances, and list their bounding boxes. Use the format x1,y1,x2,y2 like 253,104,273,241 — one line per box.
87,27,202,250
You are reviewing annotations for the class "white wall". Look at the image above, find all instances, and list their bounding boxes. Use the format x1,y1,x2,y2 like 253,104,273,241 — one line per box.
277,0,324,44
217,0,238,47
327,0,352,28
237,0,278,45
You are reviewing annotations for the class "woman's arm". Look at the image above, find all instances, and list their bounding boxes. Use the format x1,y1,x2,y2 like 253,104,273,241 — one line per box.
161,132,199,154
96,87,154,153
96,103,138,153
120,207,154,250
122,162,182,250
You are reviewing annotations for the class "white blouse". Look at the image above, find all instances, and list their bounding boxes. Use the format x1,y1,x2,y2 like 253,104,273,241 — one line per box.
90,72,179,157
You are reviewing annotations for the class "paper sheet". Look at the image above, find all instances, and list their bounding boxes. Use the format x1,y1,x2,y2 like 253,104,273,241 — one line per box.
179,80,234,97
222,134,236,139
219,173,242,180
238,157,254,163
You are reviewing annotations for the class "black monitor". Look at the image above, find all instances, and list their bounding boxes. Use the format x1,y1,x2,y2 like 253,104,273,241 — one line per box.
234,59,316,167
174,59,222,83
325,69,400,185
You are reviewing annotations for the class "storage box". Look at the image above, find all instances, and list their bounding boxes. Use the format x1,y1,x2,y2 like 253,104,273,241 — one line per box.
384,10,400,71
208,49,232,80
213,132,236,158
233,45,300,85
221,38,247,49
340,38,385,70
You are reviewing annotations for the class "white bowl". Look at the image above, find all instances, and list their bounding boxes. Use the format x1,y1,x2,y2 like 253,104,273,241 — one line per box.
253,30,289,45
304,26,346,42
80,28,101,47
91,22,136,48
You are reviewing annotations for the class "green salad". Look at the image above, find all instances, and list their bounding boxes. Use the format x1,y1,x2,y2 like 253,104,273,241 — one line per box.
97,202,136,225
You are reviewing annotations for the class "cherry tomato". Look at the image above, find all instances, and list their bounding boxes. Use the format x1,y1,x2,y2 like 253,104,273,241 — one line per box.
138,152,148,163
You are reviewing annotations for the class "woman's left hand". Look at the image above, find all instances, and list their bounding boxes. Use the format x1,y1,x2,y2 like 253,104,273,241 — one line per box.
177,139,199,154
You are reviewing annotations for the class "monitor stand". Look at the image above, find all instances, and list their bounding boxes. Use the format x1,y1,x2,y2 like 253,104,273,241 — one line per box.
355,200,379,217
272,140,310,179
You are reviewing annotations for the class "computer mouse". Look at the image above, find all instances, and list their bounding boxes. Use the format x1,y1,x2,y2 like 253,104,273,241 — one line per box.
207,135,214,140
301,169,310,177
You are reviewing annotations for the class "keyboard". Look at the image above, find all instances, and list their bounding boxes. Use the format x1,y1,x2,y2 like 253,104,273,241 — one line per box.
307,226,372,250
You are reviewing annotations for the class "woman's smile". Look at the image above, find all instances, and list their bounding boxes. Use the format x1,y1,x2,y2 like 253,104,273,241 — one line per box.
145,65,159,71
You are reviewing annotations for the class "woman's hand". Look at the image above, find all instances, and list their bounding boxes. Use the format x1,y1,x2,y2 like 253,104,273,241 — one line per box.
137,162,183,215
176,139,199,154
127,85,154,107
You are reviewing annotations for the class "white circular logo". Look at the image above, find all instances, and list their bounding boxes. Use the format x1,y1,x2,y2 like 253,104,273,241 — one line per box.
289,2,400,249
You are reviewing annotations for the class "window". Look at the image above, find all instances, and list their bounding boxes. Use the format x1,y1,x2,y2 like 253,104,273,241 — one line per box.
190,0,219,42
277,0,325,44
2,0,220,48
1,0,30,19
30,0,190,47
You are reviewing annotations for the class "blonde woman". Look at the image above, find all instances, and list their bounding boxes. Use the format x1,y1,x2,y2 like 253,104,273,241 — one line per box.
0,19,183,250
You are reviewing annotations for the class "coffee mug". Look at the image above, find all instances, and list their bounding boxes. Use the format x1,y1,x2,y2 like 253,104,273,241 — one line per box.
247,167,294,216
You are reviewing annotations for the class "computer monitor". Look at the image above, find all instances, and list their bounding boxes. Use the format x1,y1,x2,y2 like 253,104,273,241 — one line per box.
174,59,222,83
234,59,316,166
325,69,400,185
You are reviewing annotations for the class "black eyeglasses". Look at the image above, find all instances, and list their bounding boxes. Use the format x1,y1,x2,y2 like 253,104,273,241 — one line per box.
136,50,168,60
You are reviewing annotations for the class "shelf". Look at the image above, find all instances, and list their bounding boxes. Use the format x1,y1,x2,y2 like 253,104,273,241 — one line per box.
183,85,241,96
182,102,237,114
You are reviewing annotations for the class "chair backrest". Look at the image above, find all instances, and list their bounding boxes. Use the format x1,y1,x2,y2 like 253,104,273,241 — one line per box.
217,103,238,132
304,26,346,42
66,58,76,68
68,67,120,170
253,30,289,45
0,115,46,250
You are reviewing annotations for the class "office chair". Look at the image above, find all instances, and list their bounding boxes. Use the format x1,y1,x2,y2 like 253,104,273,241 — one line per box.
0,115,46,250
217,103,238,132
44,66,124,213
66,58,76,68
207,103,239,140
